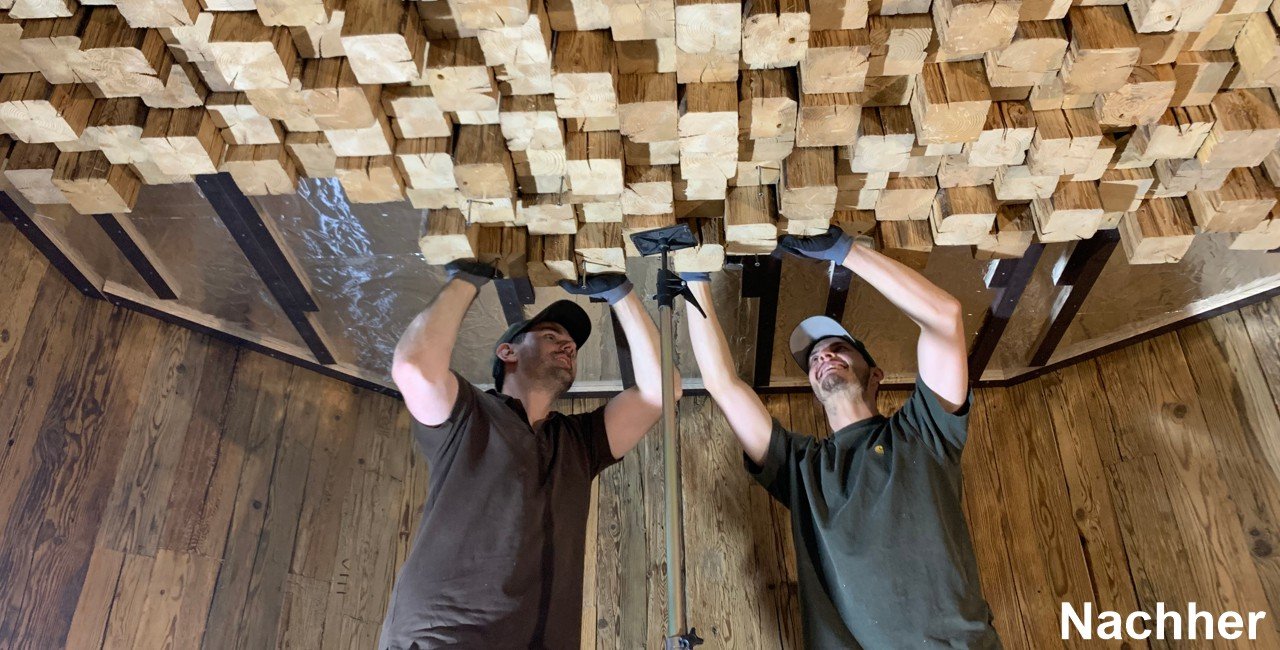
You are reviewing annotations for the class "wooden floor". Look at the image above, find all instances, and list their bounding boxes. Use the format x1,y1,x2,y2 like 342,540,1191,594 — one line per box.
3,220,1280,648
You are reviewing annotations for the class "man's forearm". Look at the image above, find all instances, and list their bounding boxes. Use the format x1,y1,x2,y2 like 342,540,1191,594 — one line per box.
611,292,669,401
393,279,478,379
684,281,741,390
840,243,962,333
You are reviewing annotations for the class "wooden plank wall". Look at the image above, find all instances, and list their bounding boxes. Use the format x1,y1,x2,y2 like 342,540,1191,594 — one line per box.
3,218,1280,648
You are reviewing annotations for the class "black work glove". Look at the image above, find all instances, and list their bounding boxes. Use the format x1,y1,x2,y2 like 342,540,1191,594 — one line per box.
445,259,502,288
678,271,712,283
558,274,634,305
777,226,855,263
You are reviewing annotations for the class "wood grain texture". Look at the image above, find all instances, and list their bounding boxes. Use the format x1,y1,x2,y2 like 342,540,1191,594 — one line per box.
3,222,1280,648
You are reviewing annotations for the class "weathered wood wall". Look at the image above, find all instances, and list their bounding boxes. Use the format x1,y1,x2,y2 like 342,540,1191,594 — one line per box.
3,219,1280,648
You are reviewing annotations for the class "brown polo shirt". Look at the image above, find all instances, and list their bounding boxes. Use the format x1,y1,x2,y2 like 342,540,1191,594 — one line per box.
379,372,618,649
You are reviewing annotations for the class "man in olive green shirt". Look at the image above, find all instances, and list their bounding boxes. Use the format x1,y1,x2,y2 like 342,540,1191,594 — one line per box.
681,229,1001,648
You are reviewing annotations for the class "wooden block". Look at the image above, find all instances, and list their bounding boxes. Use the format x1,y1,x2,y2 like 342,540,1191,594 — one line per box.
1137,106,1214,160
565,129,623,196
742,0,810,70
937,151,998,187
78,7,173,98
994,164,1058,200
287,4,345,57
382,85,452,139
1229,215,1280,250
552,31,618,120
795,92,860,147
909,61,992,144
545,0,610,31
832,207,877,236
846,106,914,172
1170,51,1234,107
678,82,736,180
674,0,740,60
621,164,674,215
669,217,726,272
933,0,1019,61
1187,167,1276,232
779,146,837,220
55,97,150,165
984,20,1068,87
1187,13,1249,52
876,219,932,270
394,137,456,190
867,15,931,77
420,208,480,264
857,74,913,107
875,175,937,220
809,0,869,30
323,109,393,157
1153,156,1229,196
475,0,554,95
453,0,531,30
801,30,870,94
929,184,998,245
1198,88,1280,169
17,9,87,85
335,155,405,203
618,73,678,144
1118,196,1196,263
425,38,499,119
1069,133,1115,181
0,74,93,143
140,107,224,174
113,0,199,28
517,195,576,235
340,0,426,84
141,63,209,109
1060,7,1140,94
1026,108,1102,176
218,143,298,195
966,100,1035,166
527,234,576,285
725,184,779,247
1094,64,1176,127
4,141,69,204
1232,12,1280,91
738,69,797,146
453,124,515,200
207,12,297,89
284,131,336,177
1126,0,1220,34
474,224,529,276
574,221,626,272
614,38,677,76
974,202,1035,258
1135,30,1191,66
0,14,45,74
1098,167,1154,212
52,149,141,213
1031,180,1104,241
206,93,283,145
244,66,318,132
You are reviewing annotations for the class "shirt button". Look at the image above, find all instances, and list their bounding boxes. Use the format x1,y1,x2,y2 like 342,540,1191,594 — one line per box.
874,444,885,454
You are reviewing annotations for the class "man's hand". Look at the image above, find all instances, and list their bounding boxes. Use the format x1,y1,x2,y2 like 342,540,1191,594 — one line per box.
558,274,634,305
445,259,502,288
777,226,854,264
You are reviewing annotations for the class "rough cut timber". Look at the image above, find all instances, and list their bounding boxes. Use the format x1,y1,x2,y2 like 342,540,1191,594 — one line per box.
1060,6,1139,95
974,202,1034,259
454,124,515,201
910,61,992,144
779,146,837,220
1198,89,1280,170
618,73,677,144
1119,196,1197,264
1031,180,1104,242
847,106,913,172
673,0,740,83
5,141,69,204
206,93,283,145
877,218,932,270
339,0,426,84
565,129,623,196
678,81,736,180
725,185,778,252
876,175,937,220
966,101,1035,166
56,97,150,164
867,14,930,76
932,0,1020,62
218,143,298,195
51,149,141,213
809,0,868,30
207,12,297,90
1094,64,1176,128
420,208,481,264
518,194,576,234
78,7,173,98
552,30,618,123
140,107,224,175
1187,167,1276,233
425,38,500,123
984,20,1067,87
796,92,860,147
622,164,674,215
1230,214,1280,251
476,0,554,95
335,155,404,203
574,221,626,272
0,74,93,143
929,184,998,245
382,86,452,139
742,0,810,70
526,233,576,285
800,30,870,94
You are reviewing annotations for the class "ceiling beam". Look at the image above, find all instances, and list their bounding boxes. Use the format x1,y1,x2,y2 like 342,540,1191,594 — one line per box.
1029,230,1120,367
967,243,1045,382
91,213,180,300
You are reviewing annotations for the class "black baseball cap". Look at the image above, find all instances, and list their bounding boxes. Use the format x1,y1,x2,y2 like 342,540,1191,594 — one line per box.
492,300,592,390
789,315,876,372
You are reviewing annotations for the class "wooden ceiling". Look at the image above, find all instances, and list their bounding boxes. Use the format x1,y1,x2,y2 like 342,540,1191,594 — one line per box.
1,0,1279,289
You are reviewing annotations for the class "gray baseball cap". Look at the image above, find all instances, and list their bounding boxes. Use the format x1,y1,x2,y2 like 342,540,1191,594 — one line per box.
789,315,876,372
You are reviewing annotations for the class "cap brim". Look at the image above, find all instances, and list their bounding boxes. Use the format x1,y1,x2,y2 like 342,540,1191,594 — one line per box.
524,299,592,348
789,316,854,372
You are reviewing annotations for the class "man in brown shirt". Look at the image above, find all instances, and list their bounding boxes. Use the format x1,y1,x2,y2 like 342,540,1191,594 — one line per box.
380,262,671,649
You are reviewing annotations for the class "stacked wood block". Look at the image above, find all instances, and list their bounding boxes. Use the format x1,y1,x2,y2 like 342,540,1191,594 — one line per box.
0,1,1276,266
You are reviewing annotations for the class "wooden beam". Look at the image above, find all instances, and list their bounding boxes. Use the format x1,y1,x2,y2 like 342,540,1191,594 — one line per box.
1028,230,1119,367
968,242,1044,380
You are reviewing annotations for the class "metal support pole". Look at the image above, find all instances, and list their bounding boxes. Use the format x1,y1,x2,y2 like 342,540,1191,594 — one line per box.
658,248,686,639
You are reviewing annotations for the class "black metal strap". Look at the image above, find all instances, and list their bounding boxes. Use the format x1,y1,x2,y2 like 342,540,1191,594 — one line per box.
0,192,103,299
92,213,178,300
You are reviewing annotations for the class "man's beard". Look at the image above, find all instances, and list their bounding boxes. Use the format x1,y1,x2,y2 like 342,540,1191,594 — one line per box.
531,358,574,395
814,369,866,403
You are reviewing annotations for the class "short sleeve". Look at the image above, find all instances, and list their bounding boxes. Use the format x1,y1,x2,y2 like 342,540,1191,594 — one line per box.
565,403,619,477
743,419,802,505
893,376,973,460
410,370,481,460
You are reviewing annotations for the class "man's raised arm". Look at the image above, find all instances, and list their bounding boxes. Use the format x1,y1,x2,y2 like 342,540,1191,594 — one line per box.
682,275,773,464
560,275,670,459
392,261,498,426
780,229,968,411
